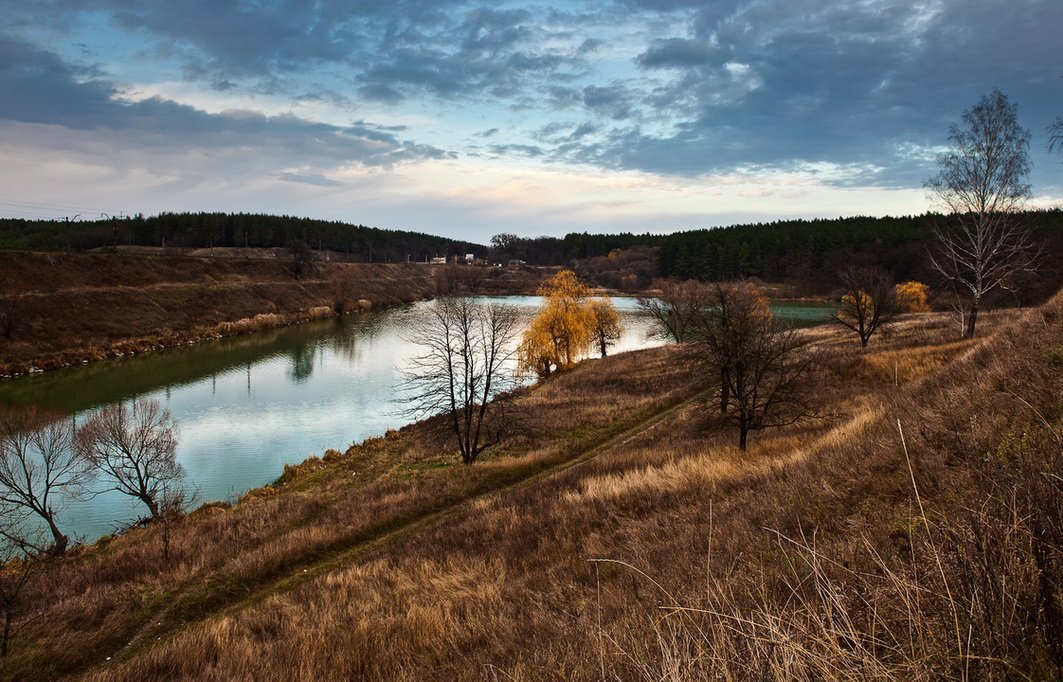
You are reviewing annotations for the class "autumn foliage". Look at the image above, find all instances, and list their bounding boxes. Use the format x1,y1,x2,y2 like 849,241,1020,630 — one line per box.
895,280,931,312
518,270,619,376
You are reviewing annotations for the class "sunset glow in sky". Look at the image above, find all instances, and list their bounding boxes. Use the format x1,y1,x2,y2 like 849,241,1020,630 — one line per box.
1,0,1060,241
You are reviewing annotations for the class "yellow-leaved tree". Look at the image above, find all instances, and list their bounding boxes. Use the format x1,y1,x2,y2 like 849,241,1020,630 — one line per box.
589,298,622,357
895,281,931,313
518,270,597,377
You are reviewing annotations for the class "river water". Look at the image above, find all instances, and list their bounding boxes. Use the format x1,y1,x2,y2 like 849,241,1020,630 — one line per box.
0,296,832,542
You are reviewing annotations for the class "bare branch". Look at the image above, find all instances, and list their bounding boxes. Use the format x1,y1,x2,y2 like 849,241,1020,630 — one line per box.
76,398,184,521
402,299,521,464
925,90,1040,337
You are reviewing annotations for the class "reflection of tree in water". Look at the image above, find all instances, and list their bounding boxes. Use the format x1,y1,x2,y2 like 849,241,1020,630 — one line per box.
288,342,317,383
323,312,389,364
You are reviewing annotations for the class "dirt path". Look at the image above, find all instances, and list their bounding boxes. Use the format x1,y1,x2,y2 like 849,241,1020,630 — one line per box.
85,387,710,678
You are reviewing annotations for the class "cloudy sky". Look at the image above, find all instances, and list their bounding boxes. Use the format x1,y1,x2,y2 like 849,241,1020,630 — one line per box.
1,0,1060,242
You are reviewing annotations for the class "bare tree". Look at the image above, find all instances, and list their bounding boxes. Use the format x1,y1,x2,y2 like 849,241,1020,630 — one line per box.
0,297,19,340
693,281,769,415
926,89,1040,337
1049,116,1063,158
77,398,184,520
696,282,814,450
403,299,521,465
638,280,711,343
329,266,361,314
0,406,92,555
286,239,314,279
834,266,898,348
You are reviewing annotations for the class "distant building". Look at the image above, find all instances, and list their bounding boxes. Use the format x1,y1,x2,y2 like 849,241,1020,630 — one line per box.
430,256,447,265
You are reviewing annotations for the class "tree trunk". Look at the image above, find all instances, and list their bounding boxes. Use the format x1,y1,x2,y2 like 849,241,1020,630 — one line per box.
143,495,161,519
2,608,11,657
45,515,68,556
965,301,979,338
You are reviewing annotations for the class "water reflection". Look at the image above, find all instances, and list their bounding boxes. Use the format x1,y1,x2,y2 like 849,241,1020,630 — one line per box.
288,343,316,383
0,297,830,542
0,298,659,541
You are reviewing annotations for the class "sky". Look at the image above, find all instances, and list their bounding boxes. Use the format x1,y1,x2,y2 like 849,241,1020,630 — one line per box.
0,0,1060,243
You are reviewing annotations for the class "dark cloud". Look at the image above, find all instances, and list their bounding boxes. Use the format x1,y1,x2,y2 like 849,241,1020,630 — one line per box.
0,35,448,168
582,85,635,120
546,0,1063,189
7,1,587,107
3,0,1061,194
637,38,715,68
535,121,600,144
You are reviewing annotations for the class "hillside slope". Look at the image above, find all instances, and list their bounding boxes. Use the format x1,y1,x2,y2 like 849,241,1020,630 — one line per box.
1,292,1058,679
0,253,481,376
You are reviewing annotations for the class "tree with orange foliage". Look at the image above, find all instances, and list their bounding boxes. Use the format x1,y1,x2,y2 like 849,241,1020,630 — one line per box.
895,281,931,313
518,270,596,377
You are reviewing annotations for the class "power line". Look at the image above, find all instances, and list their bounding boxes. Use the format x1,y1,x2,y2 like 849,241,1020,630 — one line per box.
0,198,117,216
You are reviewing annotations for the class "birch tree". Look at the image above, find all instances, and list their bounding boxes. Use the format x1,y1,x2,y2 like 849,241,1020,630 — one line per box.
926,90,1039,337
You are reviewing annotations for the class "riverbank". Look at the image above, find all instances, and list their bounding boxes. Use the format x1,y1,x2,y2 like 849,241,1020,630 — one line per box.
0,251,552,377
3,293,1059,679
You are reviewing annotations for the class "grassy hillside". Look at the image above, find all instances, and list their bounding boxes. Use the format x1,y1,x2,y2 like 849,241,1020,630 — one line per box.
0,252,440,376
1,290,1059,679
0,251,558,377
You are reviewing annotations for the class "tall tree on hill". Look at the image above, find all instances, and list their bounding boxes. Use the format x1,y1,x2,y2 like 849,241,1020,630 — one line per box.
926,90,1040,337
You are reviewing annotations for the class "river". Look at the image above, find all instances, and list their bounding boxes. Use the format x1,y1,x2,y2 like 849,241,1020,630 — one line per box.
0,296,833,542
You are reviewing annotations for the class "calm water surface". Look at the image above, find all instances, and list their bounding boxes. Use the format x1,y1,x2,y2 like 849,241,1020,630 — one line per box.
0,296,831,542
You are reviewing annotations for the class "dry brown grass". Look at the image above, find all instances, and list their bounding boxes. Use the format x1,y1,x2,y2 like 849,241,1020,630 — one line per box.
1,299,1059,680
0,253,440,376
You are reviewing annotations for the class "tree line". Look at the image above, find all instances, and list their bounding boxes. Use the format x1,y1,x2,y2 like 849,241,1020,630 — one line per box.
0,212,483,264
654,210,1063,286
